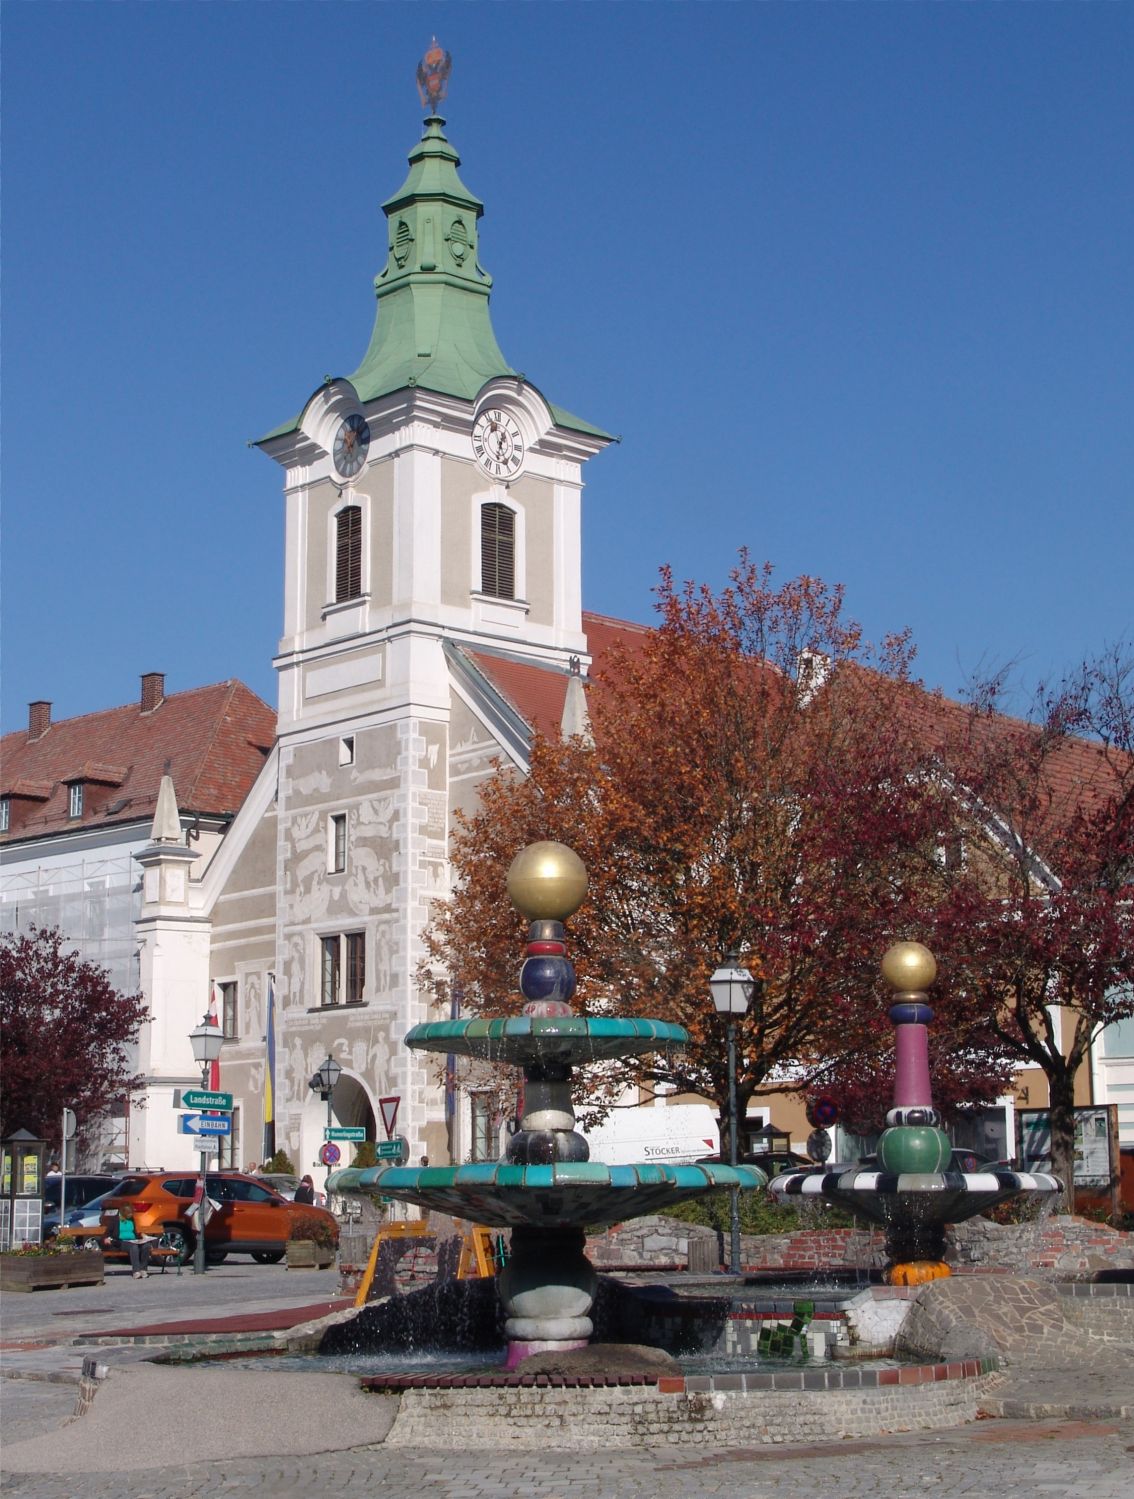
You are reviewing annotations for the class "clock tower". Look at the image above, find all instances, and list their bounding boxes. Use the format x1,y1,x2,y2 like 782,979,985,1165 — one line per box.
254,52,612,1166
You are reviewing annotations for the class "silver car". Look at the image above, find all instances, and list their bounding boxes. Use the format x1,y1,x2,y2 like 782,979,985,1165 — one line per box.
258,1173,327,1208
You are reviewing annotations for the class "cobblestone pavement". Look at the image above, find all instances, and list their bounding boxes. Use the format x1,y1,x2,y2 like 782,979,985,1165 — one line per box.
4,1265,1132,1497
2,1417,1133,1499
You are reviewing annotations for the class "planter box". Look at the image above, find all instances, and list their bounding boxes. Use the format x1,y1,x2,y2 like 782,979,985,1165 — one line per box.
286,1240,335,1270
0,1252,105,1292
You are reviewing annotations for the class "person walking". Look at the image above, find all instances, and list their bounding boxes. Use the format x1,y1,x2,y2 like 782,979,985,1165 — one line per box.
293,1174,316,1204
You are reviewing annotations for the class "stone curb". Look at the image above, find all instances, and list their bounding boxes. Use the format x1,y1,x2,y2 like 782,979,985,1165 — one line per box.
0,1369,83,1387
980,1396,1133,1419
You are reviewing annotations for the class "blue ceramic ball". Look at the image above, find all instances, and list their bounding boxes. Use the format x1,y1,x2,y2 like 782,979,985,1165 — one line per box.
519,955,577,1004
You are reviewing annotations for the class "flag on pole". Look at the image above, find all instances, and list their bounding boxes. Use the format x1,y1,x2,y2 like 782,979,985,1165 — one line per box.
206,983,221,1093
445,985,460,1119
263,975,276,1160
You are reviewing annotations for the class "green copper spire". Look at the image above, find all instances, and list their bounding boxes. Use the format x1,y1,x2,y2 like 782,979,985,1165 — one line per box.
258,52,610,445
348,114,515,405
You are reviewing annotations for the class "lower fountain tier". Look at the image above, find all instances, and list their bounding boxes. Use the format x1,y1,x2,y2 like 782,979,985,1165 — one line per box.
328,1160,765,1230
770,1166,1062,1228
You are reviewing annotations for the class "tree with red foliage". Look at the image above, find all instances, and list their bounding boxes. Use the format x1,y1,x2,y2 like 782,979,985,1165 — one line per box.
423,557,1008,1137
919,649,1134,1199
0,925,148,1151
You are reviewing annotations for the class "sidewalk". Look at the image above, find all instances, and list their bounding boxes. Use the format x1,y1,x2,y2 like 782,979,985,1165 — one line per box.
1,1260,348,1387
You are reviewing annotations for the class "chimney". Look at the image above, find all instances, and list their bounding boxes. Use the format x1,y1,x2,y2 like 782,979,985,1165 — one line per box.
140,673,165,714
28,701,51,740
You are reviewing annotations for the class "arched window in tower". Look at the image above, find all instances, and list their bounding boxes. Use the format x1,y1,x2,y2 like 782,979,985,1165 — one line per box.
480,502,515,600
335,505,362,602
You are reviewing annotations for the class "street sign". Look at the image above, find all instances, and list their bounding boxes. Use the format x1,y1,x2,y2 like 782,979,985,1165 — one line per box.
806,1127,832,1163
378,1096,400,1139
177,1089,234,1112
320,1142,341,1167
195,1138,220,1155
376,1136,409,1163
178,1113,232,1136
325,1127,366,1142
62,1108,78,1141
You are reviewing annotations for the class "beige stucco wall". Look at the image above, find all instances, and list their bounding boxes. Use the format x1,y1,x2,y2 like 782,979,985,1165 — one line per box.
440,457,473,604
510,473,553,626
365,463,394,611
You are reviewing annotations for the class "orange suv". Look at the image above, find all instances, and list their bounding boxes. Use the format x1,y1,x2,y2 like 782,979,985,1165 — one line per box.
100,1171,338,1265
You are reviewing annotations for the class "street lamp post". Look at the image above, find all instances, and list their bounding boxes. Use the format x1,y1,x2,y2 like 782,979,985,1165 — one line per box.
709,955,756,1276
309,1055,343,1195
188,1015,224,1277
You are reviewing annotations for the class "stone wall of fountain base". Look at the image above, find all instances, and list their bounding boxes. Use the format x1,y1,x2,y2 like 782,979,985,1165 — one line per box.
376,1366,1003,1450
584,1214,1132,1279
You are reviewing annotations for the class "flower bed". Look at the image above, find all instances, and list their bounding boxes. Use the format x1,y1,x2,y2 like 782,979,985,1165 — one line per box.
0,1246,105,1292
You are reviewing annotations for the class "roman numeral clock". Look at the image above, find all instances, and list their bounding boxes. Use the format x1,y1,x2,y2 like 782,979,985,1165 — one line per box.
472,407,525,480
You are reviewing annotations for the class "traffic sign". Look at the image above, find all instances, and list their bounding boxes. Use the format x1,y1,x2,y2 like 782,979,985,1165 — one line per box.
376,1136,409,1163
195,1138,220,1155
378,1096,400,1138
178,1113,232,1136
325,1127,366,1142
176,1089,234,1112
320,1142,341,1166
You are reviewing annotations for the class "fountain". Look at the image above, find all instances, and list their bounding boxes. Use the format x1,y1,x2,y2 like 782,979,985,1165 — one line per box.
771,940,1061,1283
328,841,765,1366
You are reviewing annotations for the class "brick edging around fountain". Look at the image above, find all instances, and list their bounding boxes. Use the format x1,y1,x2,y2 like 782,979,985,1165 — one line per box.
360,1355,995,1394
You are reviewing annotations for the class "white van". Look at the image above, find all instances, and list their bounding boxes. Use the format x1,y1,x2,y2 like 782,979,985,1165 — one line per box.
581,1104,720,1167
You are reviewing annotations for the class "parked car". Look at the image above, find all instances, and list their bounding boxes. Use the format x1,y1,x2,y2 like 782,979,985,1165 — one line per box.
258,1172,328,1209
48,1183,134,1239
42,1175,125,1238
698,1150,817,1178
98,1171,339,1265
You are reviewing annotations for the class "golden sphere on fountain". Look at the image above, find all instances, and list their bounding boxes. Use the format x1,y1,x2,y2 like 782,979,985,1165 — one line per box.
881,941,937,993
507,842,588,921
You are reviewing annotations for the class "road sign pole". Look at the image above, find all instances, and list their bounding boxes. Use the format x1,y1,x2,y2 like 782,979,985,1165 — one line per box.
59,1108,66,1233
193,1144,207,1277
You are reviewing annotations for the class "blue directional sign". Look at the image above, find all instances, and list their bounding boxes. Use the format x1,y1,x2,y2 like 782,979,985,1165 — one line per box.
177,1113,231,1136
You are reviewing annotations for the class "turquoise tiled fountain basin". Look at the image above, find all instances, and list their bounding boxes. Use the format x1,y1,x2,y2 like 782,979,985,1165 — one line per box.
404,1016,689,1065
327,1161,765,1229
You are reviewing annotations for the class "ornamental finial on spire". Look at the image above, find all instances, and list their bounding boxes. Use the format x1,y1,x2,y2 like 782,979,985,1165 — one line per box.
417,38,451,115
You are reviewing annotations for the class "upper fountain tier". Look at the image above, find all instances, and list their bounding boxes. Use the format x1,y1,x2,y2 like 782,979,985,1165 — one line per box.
405,1015,689,1069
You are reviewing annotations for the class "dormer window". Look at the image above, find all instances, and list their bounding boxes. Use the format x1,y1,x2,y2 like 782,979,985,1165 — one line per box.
481,502,515,599
0,798,9,833
68,782,84,819
336,505,362,602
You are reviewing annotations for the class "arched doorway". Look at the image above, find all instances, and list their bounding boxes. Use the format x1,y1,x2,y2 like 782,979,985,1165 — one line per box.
332,1072,376,1142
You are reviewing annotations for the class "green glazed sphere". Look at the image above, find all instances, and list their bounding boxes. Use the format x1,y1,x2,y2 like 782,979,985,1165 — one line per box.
877,1125,952,1174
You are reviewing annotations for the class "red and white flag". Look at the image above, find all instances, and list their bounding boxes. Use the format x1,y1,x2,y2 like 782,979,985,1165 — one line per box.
206,984,222,1093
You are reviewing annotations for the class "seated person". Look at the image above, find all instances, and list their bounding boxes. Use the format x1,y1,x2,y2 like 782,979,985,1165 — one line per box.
103,1205,155,1278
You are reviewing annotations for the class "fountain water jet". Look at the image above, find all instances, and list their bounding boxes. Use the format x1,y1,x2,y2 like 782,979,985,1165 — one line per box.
329,841,765,1366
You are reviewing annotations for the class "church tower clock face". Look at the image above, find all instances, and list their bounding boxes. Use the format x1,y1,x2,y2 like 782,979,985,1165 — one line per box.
333,413,371,478
472,408,524,480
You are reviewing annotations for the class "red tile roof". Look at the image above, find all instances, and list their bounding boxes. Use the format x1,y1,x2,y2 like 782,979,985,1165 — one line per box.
463,613,1129,854
464,611,653,740
1,681,276,845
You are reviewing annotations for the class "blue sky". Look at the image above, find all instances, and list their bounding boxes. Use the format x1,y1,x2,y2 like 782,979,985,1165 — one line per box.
3,2,1131,733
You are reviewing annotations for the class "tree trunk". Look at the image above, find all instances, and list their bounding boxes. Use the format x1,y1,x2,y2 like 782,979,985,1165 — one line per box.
1046,1067,1077,1212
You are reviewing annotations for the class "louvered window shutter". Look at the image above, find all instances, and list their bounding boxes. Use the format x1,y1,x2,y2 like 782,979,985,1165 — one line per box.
480,503,515,599
336,506,362,601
